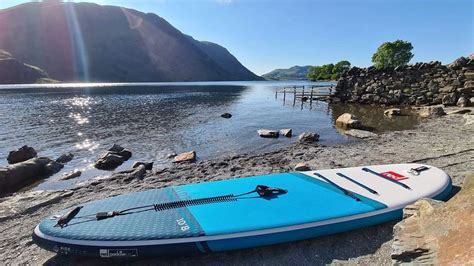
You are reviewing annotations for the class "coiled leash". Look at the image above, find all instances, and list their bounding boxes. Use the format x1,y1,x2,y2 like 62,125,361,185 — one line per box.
55,185,287,228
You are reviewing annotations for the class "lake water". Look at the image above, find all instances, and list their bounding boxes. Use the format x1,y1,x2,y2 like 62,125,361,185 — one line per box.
0,81,421,190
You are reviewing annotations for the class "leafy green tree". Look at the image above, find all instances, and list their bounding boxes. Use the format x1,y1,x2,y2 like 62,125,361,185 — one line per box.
371,40,414,69
307,61,350,81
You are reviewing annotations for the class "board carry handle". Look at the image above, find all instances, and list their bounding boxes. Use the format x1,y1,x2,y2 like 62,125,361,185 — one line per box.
314,173,360,201
362,167,411,190
336,172,379,195
55,206,83,228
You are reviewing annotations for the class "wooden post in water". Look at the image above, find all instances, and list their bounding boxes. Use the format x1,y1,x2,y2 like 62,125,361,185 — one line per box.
283,89,286,103
310,87,314,109
293,86,296,106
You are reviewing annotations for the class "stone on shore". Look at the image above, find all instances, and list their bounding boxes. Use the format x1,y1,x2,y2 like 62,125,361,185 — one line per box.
7,145,37,164
391,174,474,265
60,171,82,180
442,93,458,106
298,132,319,143
257,129,279,138
132,161,153,171
0,157,58,196
94,145,132,170
344,129,378,139
336,113,362,129
457,96,469,107
113,164,147,181
384,108,401,116
55,153,74,164
221,113,232,119
294,162,311,171
419,106,446,118
174,151,196,163
280,128,292,137
446,108,471,115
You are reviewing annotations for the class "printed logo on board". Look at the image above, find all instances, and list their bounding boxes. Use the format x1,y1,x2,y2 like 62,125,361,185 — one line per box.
99,249,138,257
381,171,408,181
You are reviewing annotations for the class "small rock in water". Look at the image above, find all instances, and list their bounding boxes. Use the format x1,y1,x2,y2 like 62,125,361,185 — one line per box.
94,152,126,170
132,161,153,171
108,144,125,153
116,149,132,160
221,113,232,119
279,128,292,138
344,129,378,139
294,162,311,171
55,153,74,164
7,145,37,164
384,108,401,116
298,132,319,143
174,151,196,163
60,171,82,180
166,152,177,159
419,106,446,118
44,161,64,175
335,113,362,129
257,129,279,138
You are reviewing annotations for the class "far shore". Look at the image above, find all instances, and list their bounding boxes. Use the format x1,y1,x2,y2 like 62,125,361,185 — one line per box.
0,106,472,264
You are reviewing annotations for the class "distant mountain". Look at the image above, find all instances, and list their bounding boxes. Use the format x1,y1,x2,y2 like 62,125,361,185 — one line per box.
262,65,312,80
0,2,262,83
0,50,55,84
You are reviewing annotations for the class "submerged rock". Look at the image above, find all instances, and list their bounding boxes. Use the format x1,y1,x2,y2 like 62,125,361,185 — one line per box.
257,129,279,138
55,153,74,164
298,132,319,143
174,151,196,163
335,113,362,129
221,113,232,119
279,128,292,138
384,108,401,117
344,129,378,139
60,171,82,181
391,174,474,265
7,145,37,164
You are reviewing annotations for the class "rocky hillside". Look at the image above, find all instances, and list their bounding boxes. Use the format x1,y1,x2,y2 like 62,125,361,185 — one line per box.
0,50,54,84
262,65,312,80
0,2,262,82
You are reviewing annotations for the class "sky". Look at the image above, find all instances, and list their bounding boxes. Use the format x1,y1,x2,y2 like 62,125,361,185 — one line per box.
0,0,473,75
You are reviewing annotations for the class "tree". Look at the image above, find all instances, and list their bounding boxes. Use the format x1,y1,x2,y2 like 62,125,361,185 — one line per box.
307,61,351,81
371,40,414,69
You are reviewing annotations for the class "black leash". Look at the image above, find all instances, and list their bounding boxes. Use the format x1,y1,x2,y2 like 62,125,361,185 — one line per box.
336,172,379,195
56,185,287,228
362,167,411,190
313,173,360,201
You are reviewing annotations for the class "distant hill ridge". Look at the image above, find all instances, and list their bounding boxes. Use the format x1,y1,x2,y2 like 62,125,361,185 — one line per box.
262,65,312,80
0,2,262,82
0,49,55,84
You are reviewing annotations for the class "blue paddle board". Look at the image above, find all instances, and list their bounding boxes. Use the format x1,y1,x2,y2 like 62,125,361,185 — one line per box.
33,164,451,257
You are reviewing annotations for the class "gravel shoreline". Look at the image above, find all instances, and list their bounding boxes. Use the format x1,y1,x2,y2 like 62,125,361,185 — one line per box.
1,109,472,265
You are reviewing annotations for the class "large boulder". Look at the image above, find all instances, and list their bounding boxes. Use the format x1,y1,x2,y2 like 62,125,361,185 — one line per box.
174,151,196,163
391,174,474,265
335,113,362,129
298,132,320,143
441,93,458,106
448,56,468,70
7,145,37,164
0,157,57,196
257,129,279,138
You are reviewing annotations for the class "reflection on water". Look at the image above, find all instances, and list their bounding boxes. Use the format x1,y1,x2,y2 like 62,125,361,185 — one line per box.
0,81,420,190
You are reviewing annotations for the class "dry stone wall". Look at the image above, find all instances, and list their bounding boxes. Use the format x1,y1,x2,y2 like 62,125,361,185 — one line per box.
335,56,474,107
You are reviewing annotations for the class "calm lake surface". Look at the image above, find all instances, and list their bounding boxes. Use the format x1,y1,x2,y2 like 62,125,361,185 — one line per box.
0,81,421,190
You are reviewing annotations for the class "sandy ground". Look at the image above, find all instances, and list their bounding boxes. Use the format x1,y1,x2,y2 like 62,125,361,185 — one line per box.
0,108,472,265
